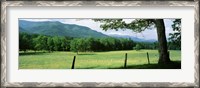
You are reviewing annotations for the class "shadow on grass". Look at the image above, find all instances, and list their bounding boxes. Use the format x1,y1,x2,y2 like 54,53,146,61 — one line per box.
75,66,99,69
74,61,181,69
108,61,181,69
19,52,46,56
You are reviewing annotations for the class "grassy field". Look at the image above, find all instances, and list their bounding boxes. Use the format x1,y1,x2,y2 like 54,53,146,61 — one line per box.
19,50,181,69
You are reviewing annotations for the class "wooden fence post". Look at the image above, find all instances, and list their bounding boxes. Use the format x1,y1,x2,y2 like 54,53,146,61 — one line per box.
124,53,127,68
146,52,150,64
71,56,76,69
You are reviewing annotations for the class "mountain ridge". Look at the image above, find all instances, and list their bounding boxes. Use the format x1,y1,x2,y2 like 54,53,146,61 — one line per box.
19,20,157,42
19,20,108,38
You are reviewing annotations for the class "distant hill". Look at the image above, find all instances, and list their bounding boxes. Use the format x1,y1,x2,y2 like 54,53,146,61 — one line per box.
19,20,108,38
108,34,157,42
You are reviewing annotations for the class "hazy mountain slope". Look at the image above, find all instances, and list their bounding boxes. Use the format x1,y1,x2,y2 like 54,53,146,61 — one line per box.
109,34,157,42
19,20,107,38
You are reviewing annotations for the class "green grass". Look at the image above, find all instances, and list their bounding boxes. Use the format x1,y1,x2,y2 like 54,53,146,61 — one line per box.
19,50,181,69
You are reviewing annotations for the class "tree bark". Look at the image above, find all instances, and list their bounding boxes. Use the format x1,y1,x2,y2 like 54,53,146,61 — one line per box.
154,19,171,64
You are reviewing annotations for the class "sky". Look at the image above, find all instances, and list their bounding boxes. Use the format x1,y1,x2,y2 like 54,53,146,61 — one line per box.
20,19,175,40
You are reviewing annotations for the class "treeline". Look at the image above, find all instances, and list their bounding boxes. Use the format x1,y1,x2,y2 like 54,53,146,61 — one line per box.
19,33,135,53
19,33,180,53
70,37,135,52
19,33,72,53
131,42,180,50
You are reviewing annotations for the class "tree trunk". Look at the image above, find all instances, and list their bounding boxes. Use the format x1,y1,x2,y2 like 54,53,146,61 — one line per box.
154,19,171,64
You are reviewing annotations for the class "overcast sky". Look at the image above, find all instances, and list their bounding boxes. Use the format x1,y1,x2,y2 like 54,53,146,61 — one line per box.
20,19,175,40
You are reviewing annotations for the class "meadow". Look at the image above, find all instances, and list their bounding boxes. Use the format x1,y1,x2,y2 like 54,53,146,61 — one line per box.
19,50,181,69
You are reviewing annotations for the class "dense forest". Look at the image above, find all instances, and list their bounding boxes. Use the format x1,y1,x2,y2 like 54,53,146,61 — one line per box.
19,32,180,53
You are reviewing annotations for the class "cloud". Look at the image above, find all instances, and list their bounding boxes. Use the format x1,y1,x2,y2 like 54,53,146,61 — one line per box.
19,18,51,22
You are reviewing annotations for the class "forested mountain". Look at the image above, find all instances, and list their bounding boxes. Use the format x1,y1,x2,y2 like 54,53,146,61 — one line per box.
19,20,158,42
19,20,108,38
